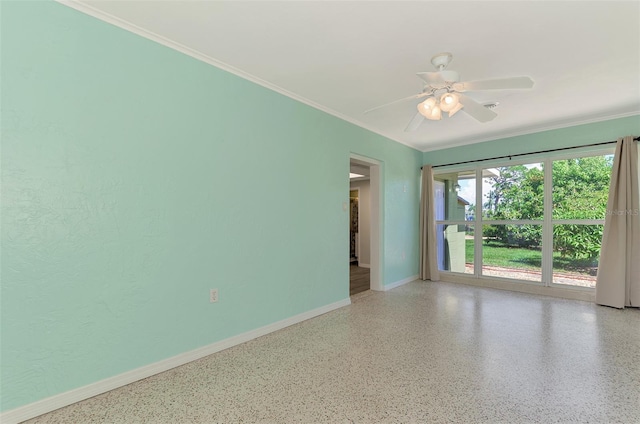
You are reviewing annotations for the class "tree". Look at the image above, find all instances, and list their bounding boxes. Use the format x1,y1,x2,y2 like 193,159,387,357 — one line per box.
551,156,612,259
482,156,612,259
483,164,544,248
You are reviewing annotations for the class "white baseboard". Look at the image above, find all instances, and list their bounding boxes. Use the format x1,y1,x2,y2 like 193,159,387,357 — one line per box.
357,263,370,269
0,298,351,424
384,274,419,291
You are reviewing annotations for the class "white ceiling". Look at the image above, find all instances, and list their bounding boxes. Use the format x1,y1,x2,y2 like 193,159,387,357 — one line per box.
66,1,640,152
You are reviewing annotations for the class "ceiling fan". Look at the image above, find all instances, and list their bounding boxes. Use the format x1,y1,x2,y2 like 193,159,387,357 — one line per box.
365,52,534,131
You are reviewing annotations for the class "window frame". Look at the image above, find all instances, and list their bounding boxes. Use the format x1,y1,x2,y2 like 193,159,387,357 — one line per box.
433,147,615,289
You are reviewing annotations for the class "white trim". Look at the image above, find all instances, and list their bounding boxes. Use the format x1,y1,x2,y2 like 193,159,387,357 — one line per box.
542,157,554,285
370,163,383,291
0,298,351,424
357,263,371,269
475,171,483,276
435,150,614,289
55,2,635,155
440,273,595,303
448,219,543,226
434,220,469,226
549,146,616,162
383,275,419,291
54,0,416,152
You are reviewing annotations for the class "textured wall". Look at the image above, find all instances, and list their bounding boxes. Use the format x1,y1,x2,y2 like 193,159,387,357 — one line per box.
0,1,422,412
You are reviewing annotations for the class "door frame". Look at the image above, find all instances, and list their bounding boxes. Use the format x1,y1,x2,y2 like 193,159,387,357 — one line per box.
350,153,383,291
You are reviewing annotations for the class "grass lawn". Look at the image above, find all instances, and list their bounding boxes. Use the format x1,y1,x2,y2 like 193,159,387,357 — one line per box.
465,239,598,275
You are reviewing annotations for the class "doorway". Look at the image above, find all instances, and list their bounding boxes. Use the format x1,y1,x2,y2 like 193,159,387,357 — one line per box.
349,186,369,295
349,154,382,294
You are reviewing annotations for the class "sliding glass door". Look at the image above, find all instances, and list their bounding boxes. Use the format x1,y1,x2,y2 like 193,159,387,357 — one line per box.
434,150,613,289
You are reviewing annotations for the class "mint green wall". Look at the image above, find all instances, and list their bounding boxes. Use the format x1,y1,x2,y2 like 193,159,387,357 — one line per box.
0,1,421,412
424,116,640,166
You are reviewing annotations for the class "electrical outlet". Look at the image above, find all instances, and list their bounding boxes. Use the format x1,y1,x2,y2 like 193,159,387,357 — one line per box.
209,288,218,303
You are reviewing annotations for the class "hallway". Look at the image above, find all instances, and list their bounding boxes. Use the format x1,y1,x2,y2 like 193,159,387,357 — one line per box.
349,264,370,296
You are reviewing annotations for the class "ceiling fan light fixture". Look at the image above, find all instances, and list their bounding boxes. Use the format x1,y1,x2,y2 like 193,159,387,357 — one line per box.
439,92,460,112
421,97,437,110
418,97,442,120
366,53,535,130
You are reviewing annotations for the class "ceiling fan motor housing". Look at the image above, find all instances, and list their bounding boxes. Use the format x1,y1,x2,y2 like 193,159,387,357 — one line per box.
431,52,453,70
438,70,460,84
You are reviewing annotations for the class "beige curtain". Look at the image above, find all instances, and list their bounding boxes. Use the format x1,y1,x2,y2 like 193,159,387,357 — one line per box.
419,165,440,281
595,136,640,308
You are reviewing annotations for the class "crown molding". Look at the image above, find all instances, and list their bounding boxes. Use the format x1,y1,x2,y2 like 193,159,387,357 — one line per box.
54,0,419,152
50,1,640,155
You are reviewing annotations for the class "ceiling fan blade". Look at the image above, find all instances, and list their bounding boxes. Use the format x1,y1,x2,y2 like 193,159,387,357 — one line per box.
364,92,429,114
417,71,459,87
404,112,425,132
458,94,497,123
453,76,534,92
416,72,445,85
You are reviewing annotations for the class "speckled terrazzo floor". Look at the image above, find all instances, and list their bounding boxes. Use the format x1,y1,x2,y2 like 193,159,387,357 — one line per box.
23,281,640,424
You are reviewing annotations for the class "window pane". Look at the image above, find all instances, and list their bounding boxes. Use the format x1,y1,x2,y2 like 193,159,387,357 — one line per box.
437,224,474,274
482,224,542,282
553,224,602,288
434,171,476,221
482,163,544,220
552,155,613,220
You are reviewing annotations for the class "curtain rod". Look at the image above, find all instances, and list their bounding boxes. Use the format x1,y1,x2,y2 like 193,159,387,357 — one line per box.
422,137,639,169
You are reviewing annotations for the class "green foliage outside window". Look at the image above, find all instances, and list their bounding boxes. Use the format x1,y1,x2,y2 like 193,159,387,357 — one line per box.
483,156,612,259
